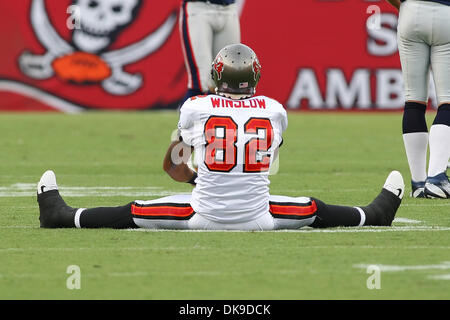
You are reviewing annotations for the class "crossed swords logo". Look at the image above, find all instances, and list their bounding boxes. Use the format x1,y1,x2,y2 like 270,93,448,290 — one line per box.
19,0,177,95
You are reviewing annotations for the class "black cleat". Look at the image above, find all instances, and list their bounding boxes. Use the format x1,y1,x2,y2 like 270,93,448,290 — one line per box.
362,171,404,226
37,170,76,228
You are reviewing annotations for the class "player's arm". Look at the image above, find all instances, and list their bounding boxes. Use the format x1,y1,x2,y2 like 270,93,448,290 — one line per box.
163,140,197,185
166,99,199,185
385,0,401,10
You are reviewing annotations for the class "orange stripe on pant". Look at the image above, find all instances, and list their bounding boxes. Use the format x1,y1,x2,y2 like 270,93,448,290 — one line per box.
269,200,317,219
131,203,195,220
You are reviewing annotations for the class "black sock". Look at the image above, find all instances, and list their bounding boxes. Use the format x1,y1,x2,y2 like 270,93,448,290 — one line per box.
433,103,450,126
37,190,77,228
361,189,401,226
402,101,428,134
79,203,138,229
310,198,361,228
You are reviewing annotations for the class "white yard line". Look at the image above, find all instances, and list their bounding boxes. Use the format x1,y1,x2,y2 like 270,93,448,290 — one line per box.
1,245,448,253
0,270,274,279
428,274,450,280
1,225,449,232
354,262,450,272
128,226,450,233
393,218,422,224
402,203,450,207
3,269,450,280
2,183,450,206
0,183,390,197
0,192,180,197
0,226,35,229
354,262,450,281
0,246,212,252
0,183,182,198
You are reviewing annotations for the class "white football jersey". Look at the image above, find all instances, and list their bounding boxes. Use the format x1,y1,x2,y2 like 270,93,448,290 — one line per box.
178,94,288,223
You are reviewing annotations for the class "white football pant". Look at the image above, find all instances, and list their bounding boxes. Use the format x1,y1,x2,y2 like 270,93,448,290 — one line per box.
397,0,450,105
180,2,241,92
131,194,317,231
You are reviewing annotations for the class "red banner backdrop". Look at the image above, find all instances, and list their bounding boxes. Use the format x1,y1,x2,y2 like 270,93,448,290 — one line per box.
0,0,438,112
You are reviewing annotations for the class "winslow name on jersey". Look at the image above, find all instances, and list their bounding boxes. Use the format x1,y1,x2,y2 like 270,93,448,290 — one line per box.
178,94,288,223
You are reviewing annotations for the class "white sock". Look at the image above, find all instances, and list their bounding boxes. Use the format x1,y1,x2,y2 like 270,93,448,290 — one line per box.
74,208,86,229
402,132,428,182
354,207,366,226
428,124,450,177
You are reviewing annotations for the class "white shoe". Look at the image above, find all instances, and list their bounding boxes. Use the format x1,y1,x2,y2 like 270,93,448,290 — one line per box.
382,170,405,200
37,170,58,195
424,172,450,199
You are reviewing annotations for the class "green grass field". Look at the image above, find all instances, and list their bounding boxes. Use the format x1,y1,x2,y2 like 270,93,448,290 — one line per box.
0,111,449,300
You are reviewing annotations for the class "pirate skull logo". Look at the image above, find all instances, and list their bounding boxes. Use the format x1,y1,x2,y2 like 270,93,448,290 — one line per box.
72,0,141,54
19,0,177,95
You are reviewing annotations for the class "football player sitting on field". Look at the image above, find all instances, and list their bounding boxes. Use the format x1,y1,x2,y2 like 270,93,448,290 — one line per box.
37,44,405,231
